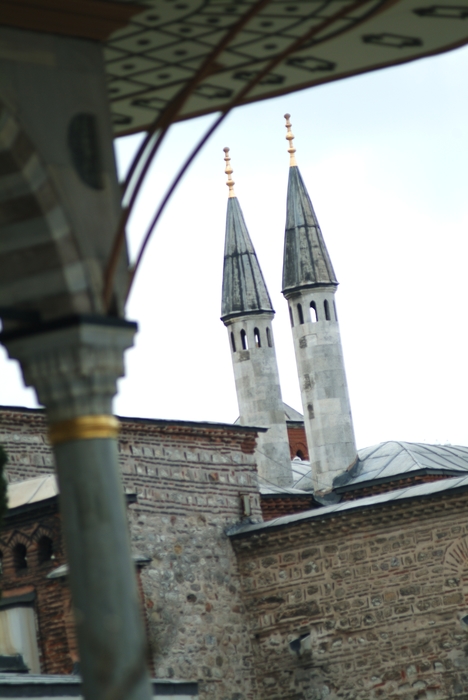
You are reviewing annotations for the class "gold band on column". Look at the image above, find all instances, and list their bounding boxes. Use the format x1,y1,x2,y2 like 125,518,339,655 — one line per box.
48,415,120,445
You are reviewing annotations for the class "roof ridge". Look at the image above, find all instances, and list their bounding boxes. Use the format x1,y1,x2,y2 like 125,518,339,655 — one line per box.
395,440,424,469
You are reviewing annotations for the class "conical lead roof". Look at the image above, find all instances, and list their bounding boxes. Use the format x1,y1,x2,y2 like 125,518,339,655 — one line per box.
221,196,274,322
282,165,338,295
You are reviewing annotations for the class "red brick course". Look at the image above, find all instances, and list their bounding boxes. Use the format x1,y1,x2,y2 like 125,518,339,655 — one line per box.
286,424,308,460
0,502,73,674
260,495,318,521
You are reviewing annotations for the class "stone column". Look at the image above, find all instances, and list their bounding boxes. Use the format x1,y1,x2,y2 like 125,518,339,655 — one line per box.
287,289,357,494
226,314,293,488
1,317,152,700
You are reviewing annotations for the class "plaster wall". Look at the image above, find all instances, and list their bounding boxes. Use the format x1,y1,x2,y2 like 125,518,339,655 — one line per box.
286,288,356,493
226,315,292,488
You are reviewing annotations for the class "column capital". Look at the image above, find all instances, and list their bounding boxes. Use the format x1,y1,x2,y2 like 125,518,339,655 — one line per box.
1,315,136,423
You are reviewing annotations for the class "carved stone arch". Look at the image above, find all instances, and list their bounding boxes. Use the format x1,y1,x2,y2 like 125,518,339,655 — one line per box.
445,538,468,572
0,100,96,329
444,537,468,588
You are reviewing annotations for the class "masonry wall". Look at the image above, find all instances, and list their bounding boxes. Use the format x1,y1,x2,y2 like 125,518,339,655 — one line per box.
118,419,262,700
287,424,309,461
0,504,74,674
0,408,262,700
231,490,468,700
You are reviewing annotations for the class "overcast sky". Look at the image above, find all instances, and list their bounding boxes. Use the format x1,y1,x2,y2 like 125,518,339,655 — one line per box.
1,44,468,450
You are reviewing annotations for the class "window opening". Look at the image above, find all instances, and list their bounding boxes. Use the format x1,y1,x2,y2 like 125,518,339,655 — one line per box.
297,303,304,325
324,299,330,321
289,306,294,327
230,332,236,353
240,329,248,350
254,328,261,348
266,327,272,348
310,301,317,322
13,544,27,571
333,301,338,321
0,606,41,673
38,536,53,564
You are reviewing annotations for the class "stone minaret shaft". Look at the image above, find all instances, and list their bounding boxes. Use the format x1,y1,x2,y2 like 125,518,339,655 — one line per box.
221,148,292,488
282,116,357,494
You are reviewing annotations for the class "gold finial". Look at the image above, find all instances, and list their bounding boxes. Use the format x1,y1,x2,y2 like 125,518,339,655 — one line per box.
223,147,235,198
284,113,297,166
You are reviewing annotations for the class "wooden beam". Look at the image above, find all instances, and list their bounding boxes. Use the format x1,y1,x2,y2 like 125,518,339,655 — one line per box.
0,0,139,42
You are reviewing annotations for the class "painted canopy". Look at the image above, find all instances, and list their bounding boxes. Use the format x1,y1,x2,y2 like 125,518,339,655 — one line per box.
3,0,468,135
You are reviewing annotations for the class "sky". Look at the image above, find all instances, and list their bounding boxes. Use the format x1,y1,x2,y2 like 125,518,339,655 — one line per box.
1,44,468,450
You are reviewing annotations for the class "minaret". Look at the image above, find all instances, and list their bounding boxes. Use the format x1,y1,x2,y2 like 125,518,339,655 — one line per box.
221,147,292,488
281,115,357,494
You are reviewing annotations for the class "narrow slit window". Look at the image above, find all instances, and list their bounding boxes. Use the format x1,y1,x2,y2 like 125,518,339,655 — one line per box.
240,330,248,350
310,301,317,323
324,299,330,321
38,536,53,564
333,301,338,321
13,543,27,571
230,332,236,353
297,303,304,325
254,328,261,348
266,327,272,348
289,307,294,327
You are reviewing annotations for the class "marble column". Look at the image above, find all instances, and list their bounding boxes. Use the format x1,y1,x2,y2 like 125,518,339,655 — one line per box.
2,317,152,700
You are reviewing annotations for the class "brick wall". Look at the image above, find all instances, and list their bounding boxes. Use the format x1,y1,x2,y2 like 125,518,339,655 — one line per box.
0,502,73,674
287,425,308,461
231,489,468,700
260,495,318,521
341,474,451,501
0,408,263,700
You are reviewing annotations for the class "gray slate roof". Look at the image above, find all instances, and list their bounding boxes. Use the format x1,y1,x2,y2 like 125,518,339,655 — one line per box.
284,403,304,421
221,197,273,321
292,440,468,493
334,440,468,491
282,166,338,295
229,473,468,537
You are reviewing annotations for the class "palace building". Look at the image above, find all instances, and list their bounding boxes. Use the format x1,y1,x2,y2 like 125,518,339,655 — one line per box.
1,119,468,700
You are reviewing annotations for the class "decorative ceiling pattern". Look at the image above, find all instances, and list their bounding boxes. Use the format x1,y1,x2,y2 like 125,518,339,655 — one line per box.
105,0,468,134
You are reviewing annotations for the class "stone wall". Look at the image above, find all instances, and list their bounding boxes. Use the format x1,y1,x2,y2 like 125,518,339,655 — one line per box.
231,488,468,700
0,409,54,482
0,408,262,700
119,418,262,700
